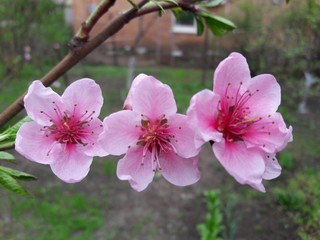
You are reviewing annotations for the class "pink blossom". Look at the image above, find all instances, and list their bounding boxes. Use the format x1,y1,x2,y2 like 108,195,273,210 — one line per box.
187,52,293,192
15,79,107,183
99,74,200,192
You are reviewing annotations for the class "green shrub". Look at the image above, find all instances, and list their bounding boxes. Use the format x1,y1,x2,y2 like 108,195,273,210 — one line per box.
273,168,320,240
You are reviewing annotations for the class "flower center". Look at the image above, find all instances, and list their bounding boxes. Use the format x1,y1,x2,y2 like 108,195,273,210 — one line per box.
40,102,96,145
136,116,176,171
217,82,261,142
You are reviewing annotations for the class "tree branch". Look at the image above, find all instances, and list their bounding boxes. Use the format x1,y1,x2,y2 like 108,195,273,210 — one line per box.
0,0,199,128
71,0,116,46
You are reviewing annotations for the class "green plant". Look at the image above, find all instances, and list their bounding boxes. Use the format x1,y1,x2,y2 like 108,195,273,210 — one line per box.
197,190,223,240
273,168,320,240
7,188,105,240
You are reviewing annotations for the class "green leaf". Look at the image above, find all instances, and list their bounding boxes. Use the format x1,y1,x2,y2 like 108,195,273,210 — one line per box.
2,116,31,140
195,16,205,36
171,8,183,20
201,11,236,36
0,151,15,161
0,166,37,181
127,0,138,9
163,0,179,5
0,171,29,196
150,0,165,14
200,0,224,8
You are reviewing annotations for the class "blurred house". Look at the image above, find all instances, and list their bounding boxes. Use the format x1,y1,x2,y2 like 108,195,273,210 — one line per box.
70,0,232,66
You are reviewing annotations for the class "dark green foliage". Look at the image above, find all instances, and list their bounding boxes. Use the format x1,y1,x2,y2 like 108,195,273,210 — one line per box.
197,190,223,240
273,168,320,240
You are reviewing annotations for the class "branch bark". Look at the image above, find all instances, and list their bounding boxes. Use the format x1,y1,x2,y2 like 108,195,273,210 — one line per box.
72,0,116,44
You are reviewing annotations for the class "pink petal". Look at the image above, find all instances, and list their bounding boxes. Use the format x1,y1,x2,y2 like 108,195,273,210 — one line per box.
277,126,293,152
187,90,223,147
98,110,142,155
159,152,200,187
24,80,63,126
131,75,177,120
243,74,281,116
243,113,292,153
50,144,93,183
15,121,56,165
83,118,109,157
167,114,199,158
212,140,266,192
123,73,148,110
116,146,154,192
61,78,103,119
213,52,251,98
263,153,281,180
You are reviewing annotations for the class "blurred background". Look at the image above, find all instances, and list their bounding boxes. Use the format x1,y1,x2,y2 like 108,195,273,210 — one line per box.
0,0,319,239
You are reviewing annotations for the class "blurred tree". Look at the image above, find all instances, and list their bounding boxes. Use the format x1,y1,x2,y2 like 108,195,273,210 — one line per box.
0,0,71,83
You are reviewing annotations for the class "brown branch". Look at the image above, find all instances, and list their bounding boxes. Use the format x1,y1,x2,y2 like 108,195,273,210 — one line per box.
0,0,199,128
135,1,199,18
71,0,116,45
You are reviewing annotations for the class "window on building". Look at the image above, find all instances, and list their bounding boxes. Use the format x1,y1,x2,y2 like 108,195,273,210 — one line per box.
172,11,197,34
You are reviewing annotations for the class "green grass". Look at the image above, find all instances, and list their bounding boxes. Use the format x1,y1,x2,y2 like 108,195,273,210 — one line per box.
273,168,320,240
5,187,105,240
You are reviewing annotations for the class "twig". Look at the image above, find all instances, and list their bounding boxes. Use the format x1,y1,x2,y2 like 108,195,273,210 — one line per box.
70,0,116,47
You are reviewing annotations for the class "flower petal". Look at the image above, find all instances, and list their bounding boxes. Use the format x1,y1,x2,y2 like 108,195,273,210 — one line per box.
213,52,251,98
117,146,154,192
187,89,223,147
123,73,148,110
82,118,109,157
15,121,56,165
131,75,177,120
263,153,281,180
167,114,199,158
159,151,200,187
243,113,292,153
62,78,103,119
99,110,142,155
50,144,93,183
277,126,293,152
24,80,63,126
212,140,266,192
243,74,281,116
